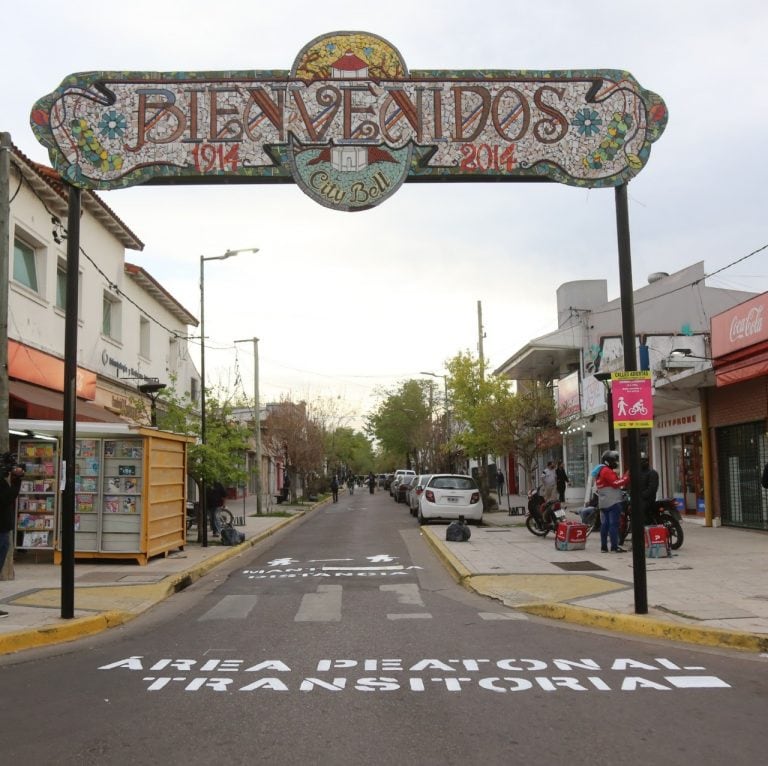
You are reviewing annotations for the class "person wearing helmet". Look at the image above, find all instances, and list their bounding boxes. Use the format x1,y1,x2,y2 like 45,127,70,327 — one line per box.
595,450,630,552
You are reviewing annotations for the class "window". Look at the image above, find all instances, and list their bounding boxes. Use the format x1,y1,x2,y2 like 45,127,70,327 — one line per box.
139,316,150,358
190,377,199,405
102,292,122,341
13,237,39,293
56,262,67,309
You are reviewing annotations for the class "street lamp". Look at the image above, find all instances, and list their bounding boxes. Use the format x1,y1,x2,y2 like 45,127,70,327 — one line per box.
138,380,167,427
235,337,263,515
200,248,259,546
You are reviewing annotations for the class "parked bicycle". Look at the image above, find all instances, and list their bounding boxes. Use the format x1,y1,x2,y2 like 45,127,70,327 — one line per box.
186,502,233,532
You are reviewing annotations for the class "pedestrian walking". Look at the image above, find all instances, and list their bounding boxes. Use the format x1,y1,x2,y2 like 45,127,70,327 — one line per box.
0,452,25,616
347,475,355,495
367,472,376,494
555,460,570,503
330,475,339,503
595,450,630,553
496,470,505,496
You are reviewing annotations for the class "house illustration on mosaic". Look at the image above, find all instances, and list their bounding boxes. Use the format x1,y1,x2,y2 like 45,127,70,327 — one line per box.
331,50,370,172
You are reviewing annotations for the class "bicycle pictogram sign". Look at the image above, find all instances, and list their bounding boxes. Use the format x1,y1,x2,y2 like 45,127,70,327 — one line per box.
611,371,653,428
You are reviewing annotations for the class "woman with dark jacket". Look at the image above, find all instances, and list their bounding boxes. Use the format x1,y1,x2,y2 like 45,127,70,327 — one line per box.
555,460,570,503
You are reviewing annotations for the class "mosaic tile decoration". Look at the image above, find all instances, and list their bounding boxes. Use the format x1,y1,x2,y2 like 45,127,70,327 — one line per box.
30,31,667,211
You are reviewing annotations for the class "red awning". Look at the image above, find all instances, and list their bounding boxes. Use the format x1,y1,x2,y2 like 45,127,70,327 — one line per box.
714,340,768,387
8,380,126,422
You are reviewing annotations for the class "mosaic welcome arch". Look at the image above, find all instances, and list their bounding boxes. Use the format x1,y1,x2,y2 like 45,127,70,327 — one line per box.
31,31,667,211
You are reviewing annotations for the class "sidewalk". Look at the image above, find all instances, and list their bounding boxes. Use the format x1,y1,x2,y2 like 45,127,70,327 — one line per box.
0,494,310,655
423,494,768,653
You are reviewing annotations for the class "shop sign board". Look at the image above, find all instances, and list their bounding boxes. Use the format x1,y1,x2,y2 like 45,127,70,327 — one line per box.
30,31,667,211
611,370,652,429
556,370,580,420
711,292,767,357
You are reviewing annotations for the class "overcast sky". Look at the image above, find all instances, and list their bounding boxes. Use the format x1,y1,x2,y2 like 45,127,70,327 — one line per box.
4,0,767,426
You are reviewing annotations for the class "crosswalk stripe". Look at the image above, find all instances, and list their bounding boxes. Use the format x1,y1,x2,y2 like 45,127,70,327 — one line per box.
198,595,259,621
478,612,529,621
387,613,432,620
295,584,342,622
379,583,424,606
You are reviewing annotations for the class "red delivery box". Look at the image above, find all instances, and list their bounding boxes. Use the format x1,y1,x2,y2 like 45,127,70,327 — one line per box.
555,521,588,551
644,525,670,558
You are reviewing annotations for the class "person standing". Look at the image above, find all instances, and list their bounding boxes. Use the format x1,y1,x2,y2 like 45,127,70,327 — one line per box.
206,480,227,537
638,455,660,524
496,470,505,497
367,472,376,494
555,460,570,503
347,475,355,495
541,461,557,502
595,450,630,553
0,454,25,617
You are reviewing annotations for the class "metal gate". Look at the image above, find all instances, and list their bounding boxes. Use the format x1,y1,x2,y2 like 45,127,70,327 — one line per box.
716,421,768,530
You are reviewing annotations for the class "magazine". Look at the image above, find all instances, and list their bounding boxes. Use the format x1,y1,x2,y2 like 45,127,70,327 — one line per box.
104,496,120,513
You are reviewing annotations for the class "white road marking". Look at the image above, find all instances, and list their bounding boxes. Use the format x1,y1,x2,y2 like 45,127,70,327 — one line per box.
322,565,404,572
198,595,259,621
295,584,342,622
387,613,433,620
665,676,731,689
479,612,529,621
380,583,424,605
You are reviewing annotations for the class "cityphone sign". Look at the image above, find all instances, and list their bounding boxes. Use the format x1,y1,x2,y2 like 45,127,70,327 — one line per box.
30,31,667,211
611,370,653,429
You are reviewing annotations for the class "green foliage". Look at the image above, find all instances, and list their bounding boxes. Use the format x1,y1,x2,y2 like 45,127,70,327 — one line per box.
326,426,375,475
366,379,434,471
154,382,249,489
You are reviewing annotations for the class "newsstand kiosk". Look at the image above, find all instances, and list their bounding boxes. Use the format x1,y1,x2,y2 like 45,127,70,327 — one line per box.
11,420,194,566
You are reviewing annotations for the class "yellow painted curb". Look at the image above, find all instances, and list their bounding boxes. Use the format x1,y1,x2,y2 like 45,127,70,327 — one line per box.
518,602,768,653
0,610,132,655
420,526,473,582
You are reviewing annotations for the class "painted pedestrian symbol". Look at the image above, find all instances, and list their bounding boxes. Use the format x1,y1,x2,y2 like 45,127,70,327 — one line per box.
617,396,628,416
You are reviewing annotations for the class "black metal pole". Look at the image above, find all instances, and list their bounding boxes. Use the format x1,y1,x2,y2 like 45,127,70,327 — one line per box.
61,185,81,619
199,255,208,547
615,183,647,615
605,385,616,451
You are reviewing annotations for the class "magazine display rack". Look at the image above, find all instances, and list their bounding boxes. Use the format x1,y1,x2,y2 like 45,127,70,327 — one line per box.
10,422,192,566
15,439,58,551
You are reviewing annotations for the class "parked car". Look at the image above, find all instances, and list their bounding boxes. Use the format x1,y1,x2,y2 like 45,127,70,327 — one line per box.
390,469,415,498
383,474,395,490
417,473,482,525
395,475,416,504
377,474,387,488
408,474,433,516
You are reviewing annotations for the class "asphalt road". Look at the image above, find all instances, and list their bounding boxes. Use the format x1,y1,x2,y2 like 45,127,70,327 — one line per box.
2,489,767,765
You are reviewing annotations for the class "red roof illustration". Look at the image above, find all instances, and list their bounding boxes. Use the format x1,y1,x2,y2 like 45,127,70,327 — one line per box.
331,50,368,71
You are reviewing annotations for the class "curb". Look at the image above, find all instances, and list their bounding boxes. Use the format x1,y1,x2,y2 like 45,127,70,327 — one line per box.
421,525,768,653
0,511,306,657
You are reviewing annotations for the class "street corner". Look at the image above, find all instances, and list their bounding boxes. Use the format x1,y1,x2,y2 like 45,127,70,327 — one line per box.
0,608,132,656
419,526,473,583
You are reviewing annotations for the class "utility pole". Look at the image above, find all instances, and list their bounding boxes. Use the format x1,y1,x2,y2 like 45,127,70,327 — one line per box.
477,299,485,379
1,133,12,581
235,337,263,515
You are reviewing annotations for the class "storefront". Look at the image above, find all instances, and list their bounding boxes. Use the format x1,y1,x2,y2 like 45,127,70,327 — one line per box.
653,407,704,515
707,293,768,530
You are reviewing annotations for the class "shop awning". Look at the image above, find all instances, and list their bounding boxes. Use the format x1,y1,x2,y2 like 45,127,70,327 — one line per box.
9,380,126,423
714,340,768,387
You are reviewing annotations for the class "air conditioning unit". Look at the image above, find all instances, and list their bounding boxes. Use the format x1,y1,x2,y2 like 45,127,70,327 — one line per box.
661,357,698,371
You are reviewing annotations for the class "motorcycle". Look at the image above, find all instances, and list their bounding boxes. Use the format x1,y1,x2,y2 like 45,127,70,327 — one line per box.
525,488,567,537
619,496,684,550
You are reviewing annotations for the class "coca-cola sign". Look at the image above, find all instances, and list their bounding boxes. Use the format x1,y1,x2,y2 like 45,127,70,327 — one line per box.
712,293,768,356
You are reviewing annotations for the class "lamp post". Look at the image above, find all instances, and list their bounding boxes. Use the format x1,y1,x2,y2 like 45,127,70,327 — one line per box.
200,248,258,547
138,381,167,427
235,337,263,515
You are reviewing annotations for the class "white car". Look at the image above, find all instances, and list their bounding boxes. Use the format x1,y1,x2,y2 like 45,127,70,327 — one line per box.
417,474,482,525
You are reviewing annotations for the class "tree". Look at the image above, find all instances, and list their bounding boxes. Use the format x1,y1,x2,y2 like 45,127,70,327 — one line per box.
366,380,434,472
326,426,375,477
263,398,325,502
153,382,250,535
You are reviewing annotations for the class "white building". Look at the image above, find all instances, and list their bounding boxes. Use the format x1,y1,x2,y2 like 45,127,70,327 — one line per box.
6,141,199,425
